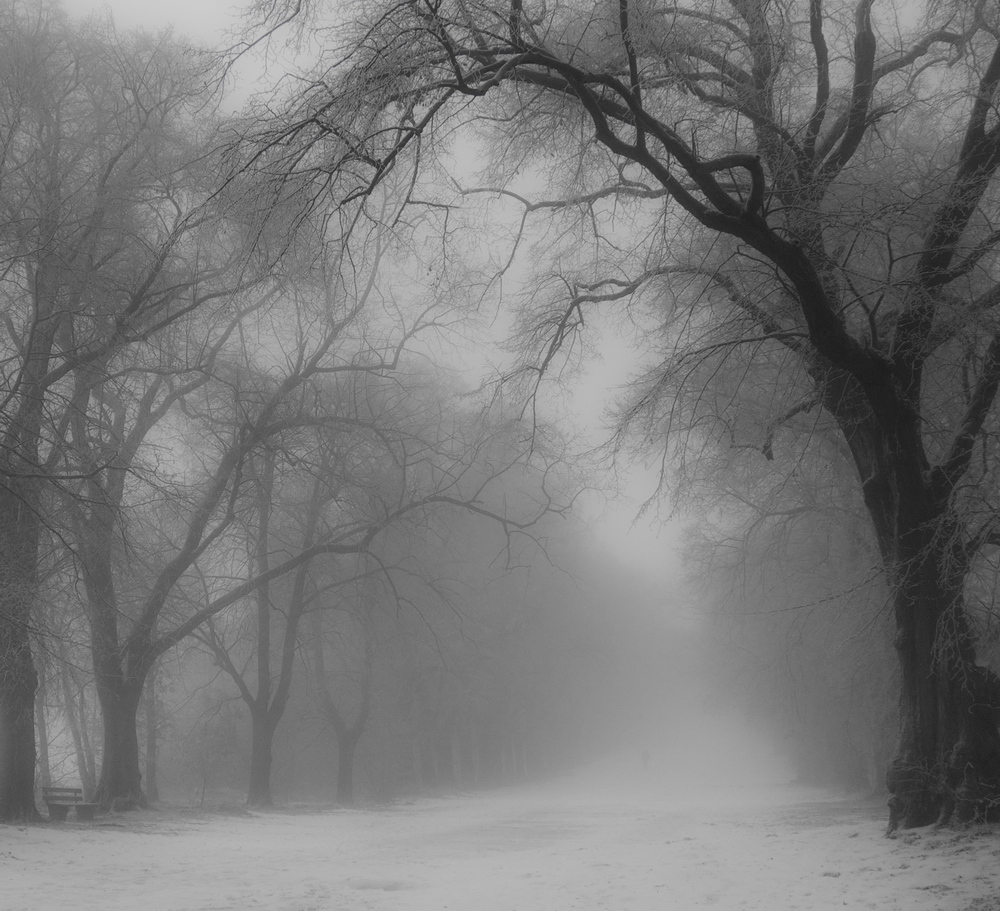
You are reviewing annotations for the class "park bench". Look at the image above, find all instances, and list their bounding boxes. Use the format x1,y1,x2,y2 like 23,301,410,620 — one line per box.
42,786,99,822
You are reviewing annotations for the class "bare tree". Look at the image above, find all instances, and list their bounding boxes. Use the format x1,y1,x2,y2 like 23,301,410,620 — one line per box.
195,447,327,807
0,3,226,820
193,357,572,807
63,235,569,811
239,0,1000,827
310,575,376,808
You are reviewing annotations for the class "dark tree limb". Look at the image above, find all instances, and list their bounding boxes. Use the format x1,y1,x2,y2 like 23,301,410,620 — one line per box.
935,330,1000,495
803,0,830,163
817,0,876,184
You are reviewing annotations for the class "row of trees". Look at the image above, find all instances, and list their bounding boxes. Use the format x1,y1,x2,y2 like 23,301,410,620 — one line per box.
9,0,1000,833
233,0,1000,828
0,3,573,821
168,518,686,807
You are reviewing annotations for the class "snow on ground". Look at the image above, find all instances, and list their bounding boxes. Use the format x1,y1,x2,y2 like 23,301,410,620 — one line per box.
3,760,999,911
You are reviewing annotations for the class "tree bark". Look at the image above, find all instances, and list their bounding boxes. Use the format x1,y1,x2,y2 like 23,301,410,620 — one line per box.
144,664,160,804
247,452,276,809
247,710,276,807
886,554,1000,830
0,638,39,822
94,682,146,810
78,691,97,799
336,732,360,807
35,667,51,791
0,485,42,822
846,410,1000,830
0,374,52,822
82,522,149,810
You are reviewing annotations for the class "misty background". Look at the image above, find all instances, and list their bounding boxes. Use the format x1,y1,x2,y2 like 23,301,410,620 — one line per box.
3,0,917,816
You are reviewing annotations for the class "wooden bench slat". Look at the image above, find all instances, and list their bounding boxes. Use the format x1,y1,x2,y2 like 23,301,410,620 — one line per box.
43,787,98,821
43,787,84,801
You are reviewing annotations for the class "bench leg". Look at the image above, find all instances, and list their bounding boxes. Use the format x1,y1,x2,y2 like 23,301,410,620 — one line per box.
46,804,70,822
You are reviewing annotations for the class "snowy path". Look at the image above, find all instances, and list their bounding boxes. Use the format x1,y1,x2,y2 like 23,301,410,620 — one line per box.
3,773,999,910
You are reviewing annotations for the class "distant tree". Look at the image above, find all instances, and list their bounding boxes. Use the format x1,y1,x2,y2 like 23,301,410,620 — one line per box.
69,256,568,812
689,498,897,792
142,655,161,804
241,0,1000,827
0,3,225,820
196,362,571,807
195,447,327,808
32,29,273,809
310,574,376,807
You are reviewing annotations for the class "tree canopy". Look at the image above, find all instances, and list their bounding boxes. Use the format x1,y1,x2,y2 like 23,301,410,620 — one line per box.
0,0,575,820
238,0,1000,828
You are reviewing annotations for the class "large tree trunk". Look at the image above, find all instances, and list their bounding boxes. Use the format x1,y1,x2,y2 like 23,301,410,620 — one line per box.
94,682,146,810
81,516,151,810
887,561,1000,831
0,640,39,822
0,248,62,823
245,450,279,810
144,665,160,804
336,732,360,807
35,668,52,791
78,692,97,798
247,711,276,807
0,489,41,822
830,378,1000,830
868,460,1000,830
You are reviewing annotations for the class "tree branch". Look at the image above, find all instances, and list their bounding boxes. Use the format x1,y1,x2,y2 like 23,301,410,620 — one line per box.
934,330,1000,495
803,0,830,162
817,0,876,184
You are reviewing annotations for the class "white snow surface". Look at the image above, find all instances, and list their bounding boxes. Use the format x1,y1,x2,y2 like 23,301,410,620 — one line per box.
4,765,1000,911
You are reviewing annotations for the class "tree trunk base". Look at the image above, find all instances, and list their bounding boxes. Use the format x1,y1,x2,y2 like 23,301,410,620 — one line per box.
885,764,941,833
886,756,1000,834
97,792,148,813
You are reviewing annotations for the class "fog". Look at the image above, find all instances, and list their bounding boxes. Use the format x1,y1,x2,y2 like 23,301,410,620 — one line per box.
7,4,1000,909
3,0,894,818
11,0,799,814
127,525,785,808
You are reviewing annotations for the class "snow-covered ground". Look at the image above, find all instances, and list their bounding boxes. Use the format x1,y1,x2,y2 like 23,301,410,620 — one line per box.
3,758,999,911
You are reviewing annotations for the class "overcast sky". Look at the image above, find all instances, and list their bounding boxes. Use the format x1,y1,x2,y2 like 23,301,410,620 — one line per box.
62,0,243,40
